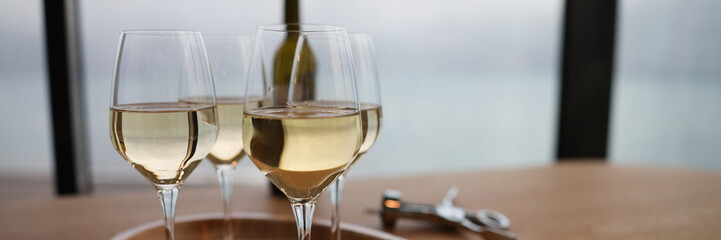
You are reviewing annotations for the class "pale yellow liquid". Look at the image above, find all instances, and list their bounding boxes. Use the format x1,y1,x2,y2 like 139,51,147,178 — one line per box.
206,97,262,165
357,104,382,160
110,103,218,185
242,107,362,201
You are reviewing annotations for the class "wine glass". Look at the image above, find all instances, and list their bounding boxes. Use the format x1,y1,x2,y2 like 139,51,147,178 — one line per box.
109,30,218,240
203,35,254,240
328,33,383,239
243,24,361,240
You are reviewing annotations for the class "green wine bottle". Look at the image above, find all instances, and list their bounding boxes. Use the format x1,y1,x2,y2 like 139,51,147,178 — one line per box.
272,30,316,103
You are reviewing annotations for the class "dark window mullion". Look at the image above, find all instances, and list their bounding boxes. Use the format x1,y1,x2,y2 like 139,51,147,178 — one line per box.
43,0,91,195
557,0,618,160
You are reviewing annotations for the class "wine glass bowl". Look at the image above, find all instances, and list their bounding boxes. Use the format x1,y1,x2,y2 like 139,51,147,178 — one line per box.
243,24,361,240
204,35,254,166
350,34,383,162
109,30,218,240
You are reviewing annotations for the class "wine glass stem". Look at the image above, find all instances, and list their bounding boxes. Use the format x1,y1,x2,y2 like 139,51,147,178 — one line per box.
329,174,346,240
155,184,180,240
290,201,316,240
215,164,236,240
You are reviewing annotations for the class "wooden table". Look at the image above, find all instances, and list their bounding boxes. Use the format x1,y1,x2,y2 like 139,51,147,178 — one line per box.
2,161,721,239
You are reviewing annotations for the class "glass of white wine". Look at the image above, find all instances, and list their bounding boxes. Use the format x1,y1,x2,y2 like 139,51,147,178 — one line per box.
203,35,254,240
328,33,383,240
109,30,218,240
243,24,361,240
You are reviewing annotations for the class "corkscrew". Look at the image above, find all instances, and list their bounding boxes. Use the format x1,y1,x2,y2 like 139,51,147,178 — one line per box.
375,187,517,240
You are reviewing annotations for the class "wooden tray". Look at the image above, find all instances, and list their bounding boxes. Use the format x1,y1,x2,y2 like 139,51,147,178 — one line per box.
112,212,405,240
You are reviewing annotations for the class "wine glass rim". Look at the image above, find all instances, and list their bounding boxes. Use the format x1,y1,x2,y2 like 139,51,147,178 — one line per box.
258,23,345,33
348,33,373,39
121,29,201,35
203,35,254,41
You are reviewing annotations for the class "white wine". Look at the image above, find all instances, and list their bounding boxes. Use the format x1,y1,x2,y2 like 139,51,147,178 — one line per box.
242,107,362,201
358,104,382,155
110,103,218,185
205,97,263,165
347,104,382,168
